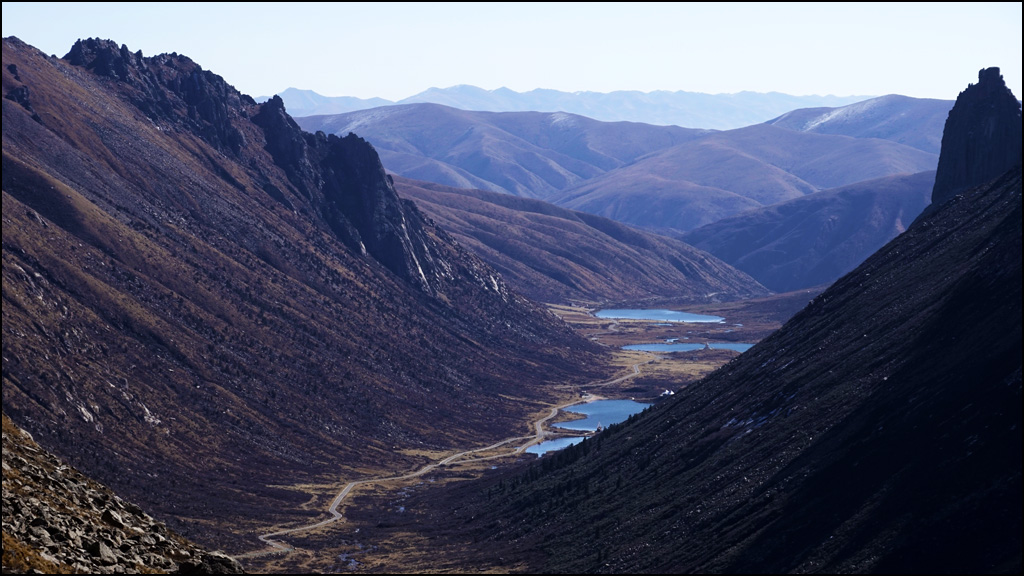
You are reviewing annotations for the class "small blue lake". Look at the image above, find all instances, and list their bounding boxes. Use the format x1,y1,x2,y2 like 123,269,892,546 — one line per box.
525,436,584,456
595,309,725,323
526,399,650,456
623,342,754,353
554,399,650,432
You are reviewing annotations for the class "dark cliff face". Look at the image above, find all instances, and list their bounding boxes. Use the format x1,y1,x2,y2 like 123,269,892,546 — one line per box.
931,67,1022,206
253,96,440,291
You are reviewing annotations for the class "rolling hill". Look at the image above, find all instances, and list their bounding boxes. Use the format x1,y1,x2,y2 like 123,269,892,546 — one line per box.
555,123,939,232
765,93,953,154
301,103,939,236
296,103,708,198
394,176,769,304
680,170,935,292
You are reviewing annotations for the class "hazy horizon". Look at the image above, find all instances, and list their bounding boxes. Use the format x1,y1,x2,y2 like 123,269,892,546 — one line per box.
3,2,1020,103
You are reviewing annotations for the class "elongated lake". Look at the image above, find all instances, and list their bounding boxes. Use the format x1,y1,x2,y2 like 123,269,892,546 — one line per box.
595,309,724,323
525,436,584,456
623,342,754,352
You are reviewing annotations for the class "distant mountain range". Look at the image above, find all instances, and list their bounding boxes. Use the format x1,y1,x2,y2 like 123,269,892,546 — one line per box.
299,103,940,217
266,85,873,130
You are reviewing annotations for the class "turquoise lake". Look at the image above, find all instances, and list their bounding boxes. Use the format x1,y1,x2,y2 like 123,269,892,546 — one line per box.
623,342,754,352
595,309,725,323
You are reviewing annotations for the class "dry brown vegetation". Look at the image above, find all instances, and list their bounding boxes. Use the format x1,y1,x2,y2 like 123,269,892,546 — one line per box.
1,531,72,574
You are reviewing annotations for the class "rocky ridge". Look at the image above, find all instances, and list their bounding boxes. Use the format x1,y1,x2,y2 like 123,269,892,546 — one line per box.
253,97,444,292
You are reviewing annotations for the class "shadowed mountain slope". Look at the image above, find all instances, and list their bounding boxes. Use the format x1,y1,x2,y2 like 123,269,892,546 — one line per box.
1,36,603,550
394,176,769,304
296,103,708,198
417,69,1023,572
555,123,939,232
681,170,935,292
442,162,1022,575
766,94,953,154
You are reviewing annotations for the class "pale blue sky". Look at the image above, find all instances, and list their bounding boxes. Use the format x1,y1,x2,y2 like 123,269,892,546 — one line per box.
3,2,1021,101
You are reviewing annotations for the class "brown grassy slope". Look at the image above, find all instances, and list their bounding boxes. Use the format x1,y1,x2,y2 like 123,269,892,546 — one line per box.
1,37,604,551
395,176,768,305
418,166,1022,573
555,123,939,232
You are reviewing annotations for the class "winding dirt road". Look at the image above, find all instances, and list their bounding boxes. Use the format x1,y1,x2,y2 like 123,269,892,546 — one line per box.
233,357,653,560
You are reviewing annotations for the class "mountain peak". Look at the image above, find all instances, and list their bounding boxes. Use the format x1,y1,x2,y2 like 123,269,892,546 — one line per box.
63,37,143,79
931,67,1022,206
63,38,255,156
978,65,1003,84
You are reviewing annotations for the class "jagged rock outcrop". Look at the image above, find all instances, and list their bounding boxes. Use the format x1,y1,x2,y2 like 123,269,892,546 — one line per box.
931,67,1022,206
3,63,42,124
253,96,441,290
65,38,252,155
58,39,457,294
2,414,244,574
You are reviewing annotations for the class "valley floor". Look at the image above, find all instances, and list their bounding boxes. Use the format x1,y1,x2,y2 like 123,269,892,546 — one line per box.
232,291,814,573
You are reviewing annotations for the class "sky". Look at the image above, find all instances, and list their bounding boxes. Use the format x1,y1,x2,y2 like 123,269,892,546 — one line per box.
3,2,1021,102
